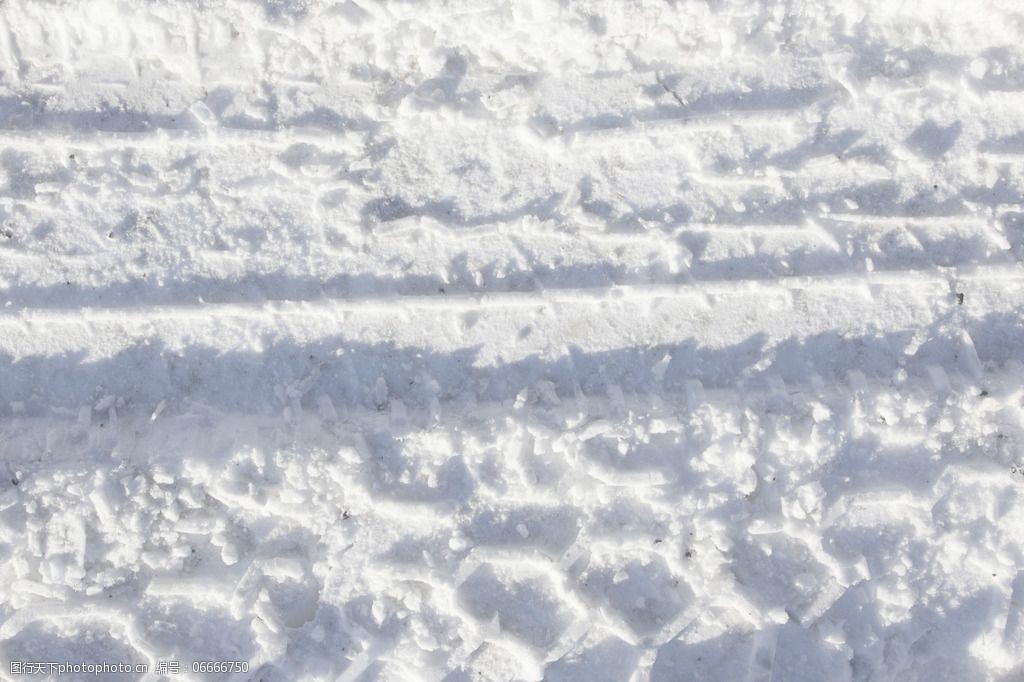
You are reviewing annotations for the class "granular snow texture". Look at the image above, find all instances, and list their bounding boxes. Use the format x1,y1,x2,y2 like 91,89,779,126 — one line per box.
1,1,1024,680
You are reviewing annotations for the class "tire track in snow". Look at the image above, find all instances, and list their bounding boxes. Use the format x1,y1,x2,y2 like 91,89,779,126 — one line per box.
2,1,1024,679
0,264,1019,320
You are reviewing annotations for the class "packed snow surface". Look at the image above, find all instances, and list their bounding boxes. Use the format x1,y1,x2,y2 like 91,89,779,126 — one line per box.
2,0,1024,680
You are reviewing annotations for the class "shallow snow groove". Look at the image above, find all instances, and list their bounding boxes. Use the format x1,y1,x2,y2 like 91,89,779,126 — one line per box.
2,0,1024,680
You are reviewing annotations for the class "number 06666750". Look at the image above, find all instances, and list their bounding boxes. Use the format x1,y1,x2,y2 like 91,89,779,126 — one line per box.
191,661,250,673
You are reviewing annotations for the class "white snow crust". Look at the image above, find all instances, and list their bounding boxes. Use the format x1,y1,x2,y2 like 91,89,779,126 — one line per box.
1,0,1024,680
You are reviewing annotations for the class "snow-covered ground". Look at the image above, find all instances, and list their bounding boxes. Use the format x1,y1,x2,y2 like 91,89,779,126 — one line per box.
2,0,1024,680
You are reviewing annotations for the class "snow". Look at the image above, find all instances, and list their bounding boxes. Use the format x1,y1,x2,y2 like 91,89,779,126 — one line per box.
1,0,1024,680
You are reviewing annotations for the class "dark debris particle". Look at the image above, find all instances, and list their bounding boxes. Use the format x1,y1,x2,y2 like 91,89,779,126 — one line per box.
956,292,964,305
684,549,694,558
11,479,17,486
342,510,351,520
653,538,663,544
981,390,989,397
